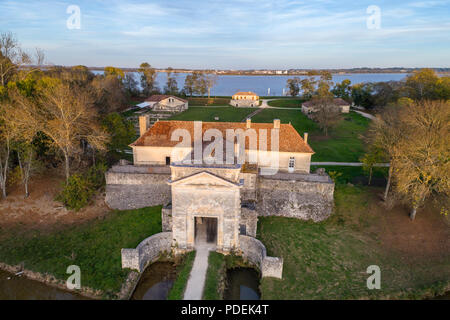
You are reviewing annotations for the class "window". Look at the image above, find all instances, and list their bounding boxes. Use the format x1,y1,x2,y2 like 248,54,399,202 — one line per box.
288,157,295,173
165,157,171,165
240,224,247,235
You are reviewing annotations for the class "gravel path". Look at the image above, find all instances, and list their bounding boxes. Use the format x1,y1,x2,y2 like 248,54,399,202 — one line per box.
183,244,213,300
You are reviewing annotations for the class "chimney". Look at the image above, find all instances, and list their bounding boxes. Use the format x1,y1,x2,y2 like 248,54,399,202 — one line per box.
273,119,280,129
304,132,309,144
139,115,149,137
246,118,251,129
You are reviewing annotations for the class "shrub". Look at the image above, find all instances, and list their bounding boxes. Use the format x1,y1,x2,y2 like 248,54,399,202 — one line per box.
56,163,107,210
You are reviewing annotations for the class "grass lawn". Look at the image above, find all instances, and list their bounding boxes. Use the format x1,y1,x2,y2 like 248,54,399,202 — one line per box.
267,99,304,108
257,185,450,299
169,107,254,122
0,206,163,297
251,109,370,162
167,251,196,300
203,252,226,300
187,97,231,106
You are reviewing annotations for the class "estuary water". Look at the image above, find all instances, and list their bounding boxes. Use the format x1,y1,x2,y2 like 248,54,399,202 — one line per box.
93,71,408,97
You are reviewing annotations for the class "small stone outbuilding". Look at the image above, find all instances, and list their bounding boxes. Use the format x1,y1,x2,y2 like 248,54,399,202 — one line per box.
230,91,260,107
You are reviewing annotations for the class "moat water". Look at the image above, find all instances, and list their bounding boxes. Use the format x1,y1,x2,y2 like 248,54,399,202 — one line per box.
224,268,261,300
0,269,86,300
131,262,177,300
1,267,448,300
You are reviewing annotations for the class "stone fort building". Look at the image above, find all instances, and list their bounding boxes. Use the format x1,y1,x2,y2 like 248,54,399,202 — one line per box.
109,117,335,278
230,91,260,107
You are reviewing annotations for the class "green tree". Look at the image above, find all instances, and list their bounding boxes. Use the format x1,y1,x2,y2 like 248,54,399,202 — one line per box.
405,68,440,100
104,66,124,79
332,79,352,102
123,73,139,97
102,113,135,163
286,77,300,96
139,62,158,96
351,83,375,108
164,67,179,95
300,78,316,100
435,76,450,100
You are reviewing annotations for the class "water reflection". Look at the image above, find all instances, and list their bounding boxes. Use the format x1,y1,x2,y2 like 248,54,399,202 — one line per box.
131,262,177,300
224,268,260,300
0,269,85,300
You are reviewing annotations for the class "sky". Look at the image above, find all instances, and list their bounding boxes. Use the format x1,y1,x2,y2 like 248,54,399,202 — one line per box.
1,0,449,69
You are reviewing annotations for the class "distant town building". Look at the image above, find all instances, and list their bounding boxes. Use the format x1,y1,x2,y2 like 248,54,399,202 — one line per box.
146,95,188,112
301,98,350,114
230,91,260,107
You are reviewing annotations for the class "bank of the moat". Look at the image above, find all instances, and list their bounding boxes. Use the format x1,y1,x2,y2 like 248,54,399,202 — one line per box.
0,186,449,300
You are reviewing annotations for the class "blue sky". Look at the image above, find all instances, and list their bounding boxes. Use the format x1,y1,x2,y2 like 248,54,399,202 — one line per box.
1,0,449,69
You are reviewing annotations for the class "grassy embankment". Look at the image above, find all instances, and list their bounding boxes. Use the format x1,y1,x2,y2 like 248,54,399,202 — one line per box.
187,97,231,106
203,252,226,300
267,98,304,108
257,184,450,299
0,206,163,297
167,251,196,300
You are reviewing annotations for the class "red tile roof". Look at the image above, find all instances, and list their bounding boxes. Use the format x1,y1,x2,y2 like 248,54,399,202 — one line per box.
233,91,258,97
131,120,314,153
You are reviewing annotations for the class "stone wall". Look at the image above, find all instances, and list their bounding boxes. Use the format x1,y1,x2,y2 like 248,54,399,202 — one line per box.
121,232,172,272
240,204,258,237
105,166,171,210
256,173,334,222
240,172,257,201
162,206,172,232
239,235,283,279
230,99,259,107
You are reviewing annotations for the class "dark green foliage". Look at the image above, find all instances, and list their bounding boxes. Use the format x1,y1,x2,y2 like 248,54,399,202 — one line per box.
101,112,136,163
56,163,107,210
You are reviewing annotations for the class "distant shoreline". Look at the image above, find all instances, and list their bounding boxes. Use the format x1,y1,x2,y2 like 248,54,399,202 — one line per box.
25,65,449,76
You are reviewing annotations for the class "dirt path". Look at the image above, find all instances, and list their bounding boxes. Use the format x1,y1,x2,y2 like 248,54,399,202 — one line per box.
353,109,375,120
0,174,110,234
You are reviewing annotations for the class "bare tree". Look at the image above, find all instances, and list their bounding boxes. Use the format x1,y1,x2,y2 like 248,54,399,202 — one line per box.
38,82,109,181
205,73,218,99
367,106,404,201
0,32,33,86
8,89,42,197
310,97,340,136
34,47,46,66
0,99,19,198
391,100,449,220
